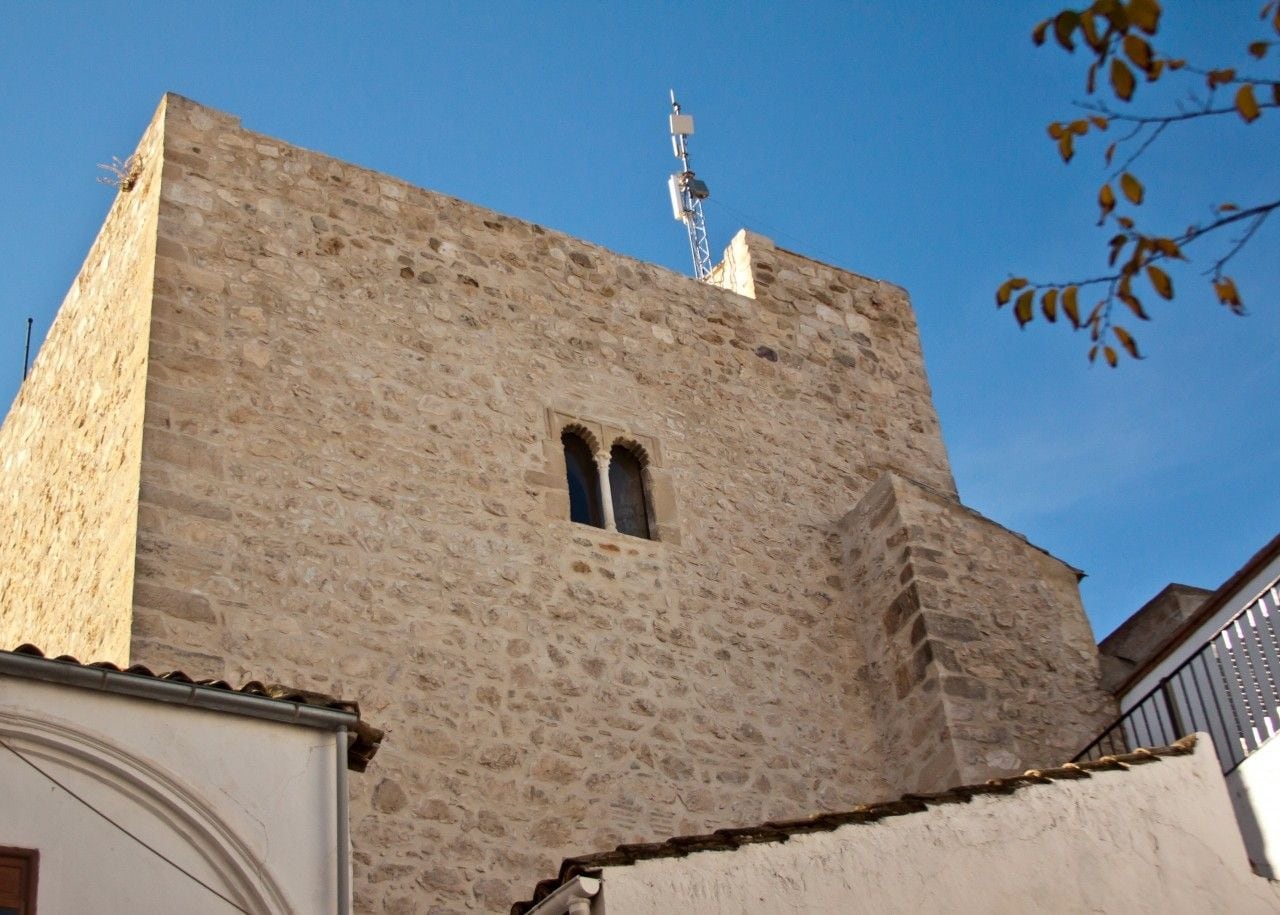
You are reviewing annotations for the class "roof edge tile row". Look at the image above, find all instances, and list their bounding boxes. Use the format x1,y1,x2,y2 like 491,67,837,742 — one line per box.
2,644,383,771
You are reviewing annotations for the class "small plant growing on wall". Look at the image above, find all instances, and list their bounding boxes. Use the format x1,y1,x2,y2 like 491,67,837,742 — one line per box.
97,154,142,192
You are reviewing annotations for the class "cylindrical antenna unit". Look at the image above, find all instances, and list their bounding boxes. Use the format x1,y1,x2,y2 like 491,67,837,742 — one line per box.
666,90,713,280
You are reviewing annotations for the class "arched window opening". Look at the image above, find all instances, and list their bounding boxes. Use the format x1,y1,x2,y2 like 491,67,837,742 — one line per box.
562,430,604,528
609,444,652,539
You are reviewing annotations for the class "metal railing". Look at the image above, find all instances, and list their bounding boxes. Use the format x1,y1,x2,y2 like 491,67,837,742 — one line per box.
1075,573,1280,775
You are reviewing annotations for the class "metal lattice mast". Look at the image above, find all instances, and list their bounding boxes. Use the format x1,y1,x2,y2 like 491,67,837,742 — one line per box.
666,91,713,280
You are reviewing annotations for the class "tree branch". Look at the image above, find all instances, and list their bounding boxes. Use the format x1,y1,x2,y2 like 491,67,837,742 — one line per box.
1027,199,1280,292
1109,120,1167,179
1078,98,1280,124
1179,62,1280,88
1207,208,1274,279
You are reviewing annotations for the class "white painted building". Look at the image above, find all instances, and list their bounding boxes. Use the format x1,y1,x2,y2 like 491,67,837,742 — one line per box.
0,645,381,914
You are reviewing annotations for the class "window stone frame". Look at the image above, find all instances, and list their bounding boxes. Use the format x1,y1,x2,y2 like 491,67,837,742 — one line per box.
537,408,679,545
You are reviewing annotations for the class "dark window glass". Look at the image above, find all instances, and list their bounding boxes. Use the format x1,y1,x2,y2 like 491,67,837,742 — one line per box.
609,445,651,539
562,431,603,527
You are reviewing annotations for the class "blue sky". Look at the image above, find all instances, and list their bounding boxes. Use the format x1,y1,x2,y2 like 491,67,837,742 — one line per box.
1,2,1275,638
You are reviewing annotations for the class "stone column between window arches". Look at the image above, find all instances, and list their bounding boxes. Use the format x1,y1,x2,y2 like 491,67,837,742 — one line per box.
594,451,618,532
536,408,682,546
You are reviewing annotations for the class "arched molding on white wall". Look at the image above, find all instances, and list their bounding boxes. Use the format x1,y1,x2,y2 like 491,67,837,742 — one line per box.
0,709,291,914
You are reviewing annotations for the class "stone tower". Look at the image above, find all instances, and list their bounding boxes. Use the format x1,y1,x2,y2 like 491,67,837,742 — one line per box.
0,95,1114,912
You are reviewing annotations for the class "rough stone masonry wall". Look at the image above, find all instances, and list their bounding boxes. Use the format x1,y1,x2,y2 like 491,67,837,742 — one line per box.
841,474,960,793
0,108,165,663
842,473,1116,792
126,95,957,913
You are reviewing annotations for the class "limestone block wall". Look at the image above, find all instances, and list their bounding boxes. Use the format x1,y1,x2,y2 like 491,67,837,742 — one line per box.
842,473,1116,791
123,96,960,912
0,106,165,663
710,230,955,500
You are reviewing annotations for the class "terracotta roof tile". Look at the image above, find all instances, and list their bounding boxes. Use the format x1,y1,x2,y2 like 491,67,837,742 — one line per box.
5,644,383,771
510,736,1198,915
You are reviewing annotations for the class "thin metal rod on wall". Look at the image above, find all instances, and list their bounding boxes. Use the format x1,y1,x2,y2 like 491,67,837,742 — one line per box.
23,317,33,380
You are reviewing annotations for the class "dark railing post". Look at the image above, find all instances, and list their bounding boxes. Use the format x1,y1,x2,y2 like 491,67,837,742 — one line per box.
1160,678,1187,740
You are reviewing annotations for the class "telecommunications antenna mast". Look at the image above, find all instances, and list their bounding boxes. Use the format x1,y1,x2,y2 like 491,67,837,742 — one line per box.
666,90,713,280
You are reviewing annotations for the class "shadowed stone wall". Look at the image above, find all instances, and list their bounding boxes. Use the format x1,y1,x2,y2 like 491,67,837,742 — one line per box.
0,109,164,664
842,473,1116,791
1098,583,1211,694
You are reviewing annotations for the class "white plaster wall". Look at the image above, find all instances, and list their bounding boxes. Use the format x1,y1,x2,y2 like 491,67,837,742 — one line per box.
1228,736,1280,879
595,739,1280,915
0,675,342,914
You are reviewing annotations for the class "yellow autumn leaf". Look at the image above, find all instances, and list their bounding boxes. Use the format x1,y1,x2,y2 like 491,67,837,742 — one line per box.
1111,58,1136,101
1042,288,1058,322
1248,41,1268,59
1104,345,1118,367
1098,183,1116,223
1053,10,1079,51
1214,276,1242,308
1114,326,1141,359
1117,274,1150,319
1062,286,1080,327
1208,68,1236,89
1123,34,1153,71
1120,172,1144,204
1129,0,1162,35
1146,264,1173,299
1080,11,1103,51
1108,234,1128,267
996,277,1028,307
1236,84,1261,123
1014,289,1035,326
